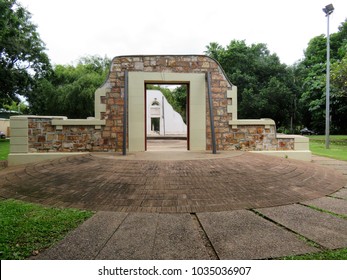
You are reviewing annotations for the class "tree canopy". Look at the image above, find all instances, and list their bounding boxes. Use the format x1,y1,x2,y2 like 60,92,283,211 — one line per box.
0,0,50,107
27,55,111,118
297,19,347,134
205,40,299,130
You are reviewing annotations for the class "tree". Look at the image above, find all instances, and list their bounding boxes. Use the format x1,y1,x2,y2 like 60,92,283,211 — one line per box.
0,0,50,107
205,40,297,129
331,51,347,97
28,55,111,118
297,19,347,134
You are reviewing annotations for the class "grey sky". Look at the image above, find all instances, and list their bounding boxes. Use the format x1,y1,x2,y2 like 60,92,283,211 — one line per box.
19,0,347,65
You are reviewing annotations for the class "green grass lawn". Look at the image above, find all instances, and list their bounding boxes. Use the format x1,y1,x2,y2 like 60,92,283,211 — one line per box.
308,135,347,161
282,248,347,260
0,139,10,161
0,199,93,260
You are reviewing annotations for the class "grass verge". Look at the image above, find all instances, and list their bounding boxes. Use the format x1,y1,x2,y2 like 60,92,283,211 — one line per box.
282,248,347,260
0,139,10,161
308,135,347,161
0,199,93,260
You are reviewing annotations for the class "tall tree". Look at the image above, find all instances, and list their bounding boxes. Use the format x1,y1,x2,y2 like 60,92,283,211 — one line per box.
206,40,297,129
0,0,50,107
28,55,111,118
297,19,347,134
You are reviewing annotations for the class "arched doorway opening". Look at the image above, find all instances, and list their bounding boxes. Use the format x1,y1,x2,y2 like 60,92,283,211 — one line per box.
145,83,189,151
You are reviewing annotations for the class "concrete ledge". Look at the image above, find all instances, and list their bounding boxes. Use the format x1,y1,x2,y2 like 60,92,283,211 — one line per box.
10,115,67,120
52,119,106,126
250,150,312,161
8,152,89,166
229,118,275,129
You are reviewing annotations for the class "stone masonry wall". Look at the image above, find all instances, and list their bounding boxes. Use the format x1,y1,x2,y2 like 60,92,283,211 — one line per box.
219,125,294,151
103,55,235,151
23,55,294,153
28,118,109,152
100,55,292,152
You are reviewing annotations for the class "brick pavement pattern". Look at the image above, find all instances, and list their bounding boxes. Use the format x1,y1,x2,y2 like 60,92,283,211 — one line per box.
0,152,345,213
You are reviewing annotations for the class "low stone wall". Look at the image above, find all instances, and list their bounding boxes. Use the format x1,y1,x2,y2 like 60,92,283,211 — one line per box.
12,116,296,154
28,118,108,152
210,124,294,151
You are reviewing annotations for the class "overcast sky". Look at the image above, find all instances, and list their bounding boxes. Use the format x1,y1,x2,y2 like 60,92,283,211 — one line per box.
18,0,347,66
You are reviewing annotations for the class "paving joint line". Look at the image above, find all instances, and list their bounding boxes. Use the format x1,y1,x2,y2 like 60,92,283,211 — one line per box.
327,194,347,201
298,202,347,220
190,213,219,260
149,213,160,258
94,212,129,260
249,208,327,252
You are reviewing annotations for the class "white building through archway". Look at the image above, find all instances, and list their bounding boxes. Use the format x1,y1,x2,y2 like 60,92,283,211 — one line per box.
146,90,187,137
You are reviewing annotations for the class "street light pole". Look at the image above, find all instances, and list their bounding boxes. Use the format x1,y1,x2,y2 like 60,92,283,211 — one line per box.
323,4,334,149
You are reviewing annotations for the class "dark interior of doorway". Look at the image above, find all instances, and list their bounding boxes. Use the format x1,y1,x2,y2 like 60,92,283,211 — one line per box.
145,83,189,151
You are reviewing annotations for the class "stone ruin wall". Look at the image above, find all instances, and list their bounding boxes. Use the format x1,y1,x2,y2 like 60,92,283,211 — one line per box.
21,55,295,153
27,118,108,153
99,55,292,151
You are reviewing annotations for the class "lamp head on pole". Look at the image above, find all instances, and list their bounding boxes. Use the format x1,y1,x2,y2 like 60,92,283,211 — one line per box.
323,4,334,16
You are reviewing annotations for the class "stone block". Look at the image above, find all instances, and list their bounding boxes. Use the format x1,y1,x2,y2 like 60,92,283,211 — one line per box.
234,132,245,139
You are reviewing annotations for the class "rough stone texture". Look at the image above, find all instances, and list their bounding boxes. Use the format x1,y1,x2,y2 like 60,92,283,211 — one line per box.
197,210,319,259
28,118,108,152
301,196,347,216
257,204,347,249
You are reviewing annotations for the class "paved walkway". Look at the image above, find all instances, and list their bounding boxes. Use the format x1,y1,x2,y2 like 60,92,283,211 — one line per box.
0,145,346,259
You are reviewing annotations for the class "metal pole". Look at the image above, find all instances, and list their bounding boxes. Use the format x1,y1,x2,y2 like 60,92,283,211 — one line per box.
207,72,217,154
123,71,128,155
325,13,331,149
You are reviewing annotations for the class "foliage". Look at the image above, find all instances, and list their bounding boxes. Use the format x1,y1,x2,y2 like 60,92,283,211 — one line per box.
27,55,111,118
3,100,28,114
170,85,187,123
205,40,299,129
331,51,347,97
0,199,93,260
297,19,347,134
0,0,50,107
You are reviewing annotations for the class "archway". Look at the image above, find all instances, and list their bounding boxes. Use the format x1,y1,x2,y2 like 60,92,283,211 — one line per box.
145,83,188,151
128,72,206,152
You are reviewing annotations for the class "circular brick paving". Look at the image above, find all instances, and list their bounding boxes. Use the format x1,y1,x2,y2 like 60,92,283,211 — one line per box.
0,152,345,213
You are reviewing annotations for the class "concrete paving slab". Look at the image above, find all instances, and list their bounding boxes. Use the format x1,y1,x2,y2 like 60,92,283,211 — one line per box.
331,187,347,199
152,214,210,259
302,197,347,216
96,213,158,260
257,204,347,249
33,211,127,260
96,213,210,260
197,210,319,259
